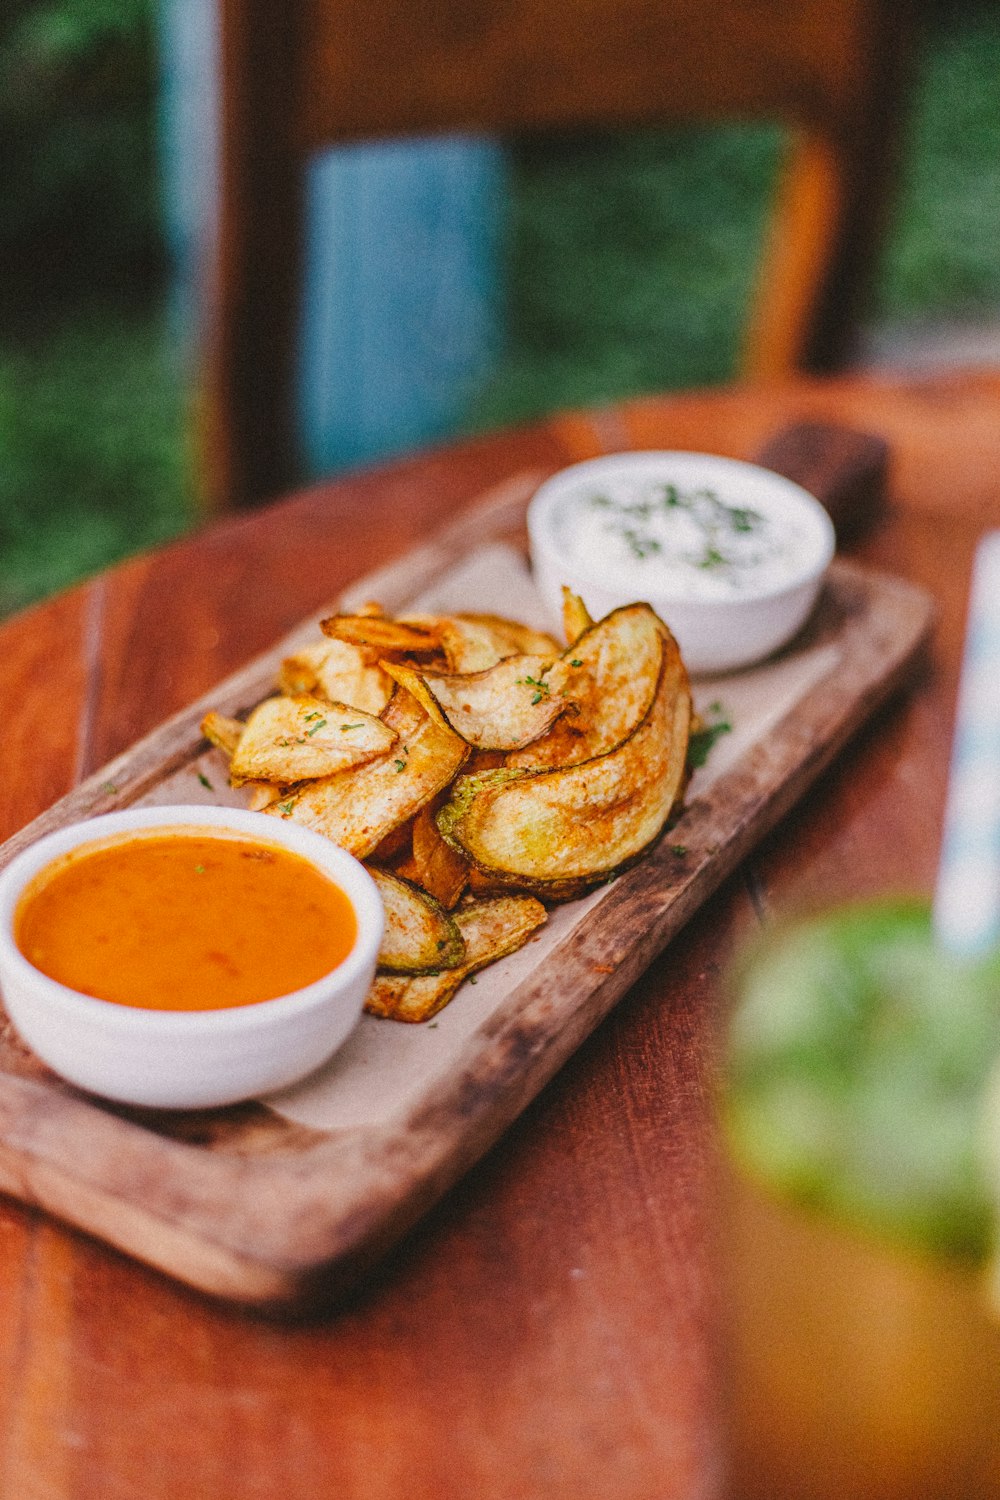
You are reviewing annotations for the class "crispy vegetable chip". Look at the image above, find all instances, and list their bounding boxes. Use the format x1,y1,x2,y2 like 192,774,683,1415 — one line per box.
229,694,396,785
365,894,547,1022
507,603,664,770
245,781,282,811
418,654,572,750
456,613,561,658
320,613,440,657
265,687,468,857
408,798,468,907
368,866,465,973
201,712,244,757
278,639,393,715
561,587,593,646
437,627,690,901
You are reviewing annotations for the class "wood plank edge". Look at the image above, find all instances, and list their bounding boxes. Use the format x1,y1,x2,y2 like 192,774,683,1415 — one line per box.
0,557,934,1310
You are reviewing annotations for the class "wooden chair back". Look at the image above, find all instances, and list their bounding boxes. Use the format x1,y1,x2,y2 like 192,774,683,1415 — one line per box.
204,0,916,508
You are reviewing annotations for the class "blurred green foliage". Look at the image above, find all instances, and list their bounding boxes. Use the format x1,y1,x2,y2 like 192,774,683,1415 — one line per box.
0,0,162,313
0,1,998,616
0,0,193,617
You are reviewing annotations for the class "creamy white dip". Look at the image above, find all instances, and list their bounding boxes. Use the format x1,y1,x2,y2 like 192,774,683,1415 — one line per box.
552,473,823,602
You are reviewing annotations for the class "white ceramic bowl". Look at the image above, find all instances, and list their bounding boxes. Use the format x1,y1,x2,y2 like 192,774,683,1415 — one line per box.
0,805,384,1110
527,451,836,673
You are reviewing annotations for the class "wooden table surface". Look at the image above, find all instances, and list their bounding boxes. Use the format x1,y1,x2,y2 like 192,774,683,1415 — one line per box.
0,367,997,1499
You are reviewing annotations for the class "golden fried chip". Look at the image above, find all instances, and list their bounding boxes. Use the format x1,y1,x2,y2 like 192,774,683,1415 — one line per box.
365,894,546,1022
320,613,440,657
201,711,244,757
245,781,282,811
456,613,561,657
418,654,572,751
408,798,468,907
437,627,690,901
278,639,393,715
265,687,468,858
367,866,466,973
507,603,664,770
229,695,396,785
561,587,593,646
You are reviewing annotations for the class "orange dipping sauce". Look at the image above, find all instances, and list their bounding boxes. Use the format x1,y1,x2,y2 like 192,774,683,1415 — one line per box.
14,829,357,1011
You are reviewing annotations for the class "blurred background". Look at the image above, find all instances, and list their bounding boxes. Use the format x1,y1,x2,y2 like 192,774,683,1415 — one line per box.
0,0,997,616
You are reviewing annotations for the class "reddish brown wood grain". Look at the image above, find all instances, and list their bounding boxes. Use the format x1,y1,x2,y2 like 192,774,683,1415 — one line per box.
0,372,995,1499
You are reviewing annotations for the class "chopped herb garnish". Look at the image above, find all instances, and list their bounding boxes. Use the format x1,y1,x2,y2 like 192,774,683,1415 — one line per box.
304,718,328,736
276,798,296,817
340,723,363,731
194,864,206,874
102,781,119,795
687,705,733,770
516,673,551,705
670,844,688,857
197,771,213,790
621,527,662,561
303,711,323,721
570,659,583,668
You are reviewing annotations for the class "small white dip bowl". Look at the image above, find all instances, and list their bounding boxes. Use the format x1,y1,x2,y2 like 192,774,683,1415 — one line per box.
527,451,836,673
0,805,384,1110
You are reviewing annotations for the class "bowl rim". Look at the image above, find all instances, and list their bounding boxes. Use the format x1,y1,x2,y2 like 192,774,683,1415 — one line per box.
0,804,384,1035
527,449,836,607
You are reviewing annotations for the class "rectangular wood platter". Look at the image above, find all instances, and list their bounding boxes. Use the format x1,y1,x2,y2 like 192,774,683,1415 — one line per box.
0,475,935,1310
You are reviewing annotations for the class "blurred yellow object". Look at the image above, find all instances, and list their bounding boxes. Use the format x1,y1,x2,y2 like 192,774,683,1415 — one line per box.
723,1165,1000,1500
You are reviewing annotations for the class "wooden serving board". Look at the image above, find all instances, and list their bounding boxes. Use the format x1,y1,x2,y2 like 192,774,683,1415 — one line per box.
0,477,934,1309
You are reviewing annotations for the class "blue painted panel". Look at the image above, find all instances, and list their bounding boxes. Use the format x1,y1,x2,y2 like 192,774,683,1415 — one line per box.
157,0,505,479
299,137,505,474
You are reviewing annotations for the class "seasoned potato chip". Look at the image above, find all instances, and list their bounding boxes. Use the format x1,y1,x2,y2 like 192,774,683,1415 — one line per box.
367,866,465,973
245,781,282,811
507,603,664,770
378,660,453,731
437,627,690,901
408,798,468,907
320,613,440,657
365,894,546,1022
278,639,393,715
455,613,561,658
201,711,244,757
265,687,468,857
561,587,593,646
435,618,509,673
418,654,572,750
229,695,396,785
369,813,415,866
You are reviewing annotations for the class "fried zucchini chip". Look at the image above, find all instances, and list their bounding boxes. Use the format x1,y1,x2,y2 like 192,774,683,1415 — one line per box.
367,866,466,974
278,639,393,715
416,654,572,751
561,587,593,647
320,613,440,658
265,687,468,858
228,694,396,786
365,894,547,1022
507,603,665,770
201,711,244,757
437,629,691,901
